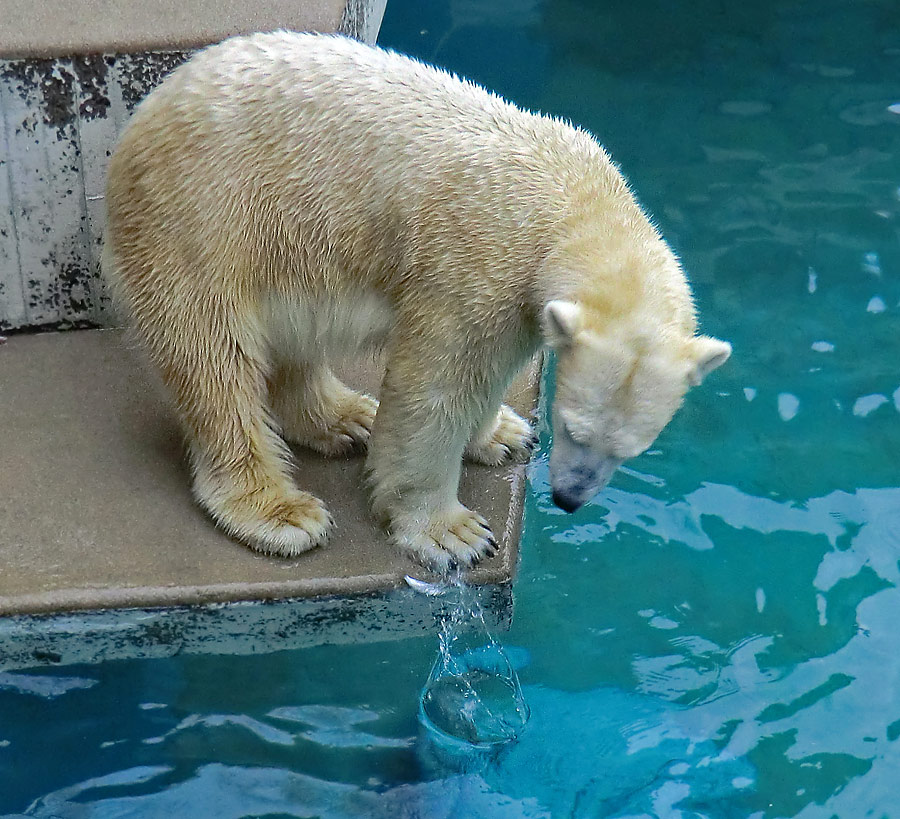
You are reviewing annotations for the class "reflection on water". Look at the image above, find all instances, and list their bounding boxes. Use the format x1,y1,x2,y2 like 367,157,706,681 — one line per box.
3,0,900,815
515,458,900,813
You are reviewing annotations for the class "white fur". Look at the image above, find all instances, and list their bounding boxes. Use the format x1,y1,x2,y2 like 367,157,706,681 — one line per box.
103,32,729,570
263,292,394,358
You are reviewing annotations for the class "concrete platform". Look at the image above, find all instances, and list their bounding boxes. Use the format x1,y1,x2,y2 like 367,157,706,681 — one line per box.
0,330,537,617
0,584,516,671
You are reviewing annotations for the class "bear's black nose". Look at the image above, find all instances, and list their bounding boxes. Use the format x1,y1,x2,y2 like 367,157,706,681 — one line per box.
552,489,583,513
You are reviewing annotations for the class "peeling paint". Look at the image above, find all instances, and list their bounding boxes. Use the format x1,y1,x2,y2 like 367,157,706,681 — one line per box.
0,51,192,330
116,51,189,110
0,58,77,131
71,54,111,120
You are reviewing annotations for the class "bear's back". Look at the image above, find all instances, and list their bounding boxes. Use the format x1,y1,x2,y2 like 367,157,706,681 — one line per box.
106,32,627,303
117,32,603,215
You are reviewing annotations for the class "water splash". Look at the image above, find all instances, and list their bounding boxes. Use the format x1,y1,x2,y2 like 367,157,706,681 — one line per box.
406,576,530,772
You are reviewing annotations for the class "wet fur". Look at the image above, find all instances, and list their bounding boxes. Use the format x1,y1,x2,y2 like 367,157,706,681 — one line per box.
103,32,727,570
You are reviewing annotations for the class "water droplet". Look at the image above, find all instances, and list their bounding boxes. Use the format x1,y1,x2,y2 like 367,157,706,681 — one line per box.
743,387,757,401
756,588,766,613
418,583,529,772
405,575,447,596
867,296,886,313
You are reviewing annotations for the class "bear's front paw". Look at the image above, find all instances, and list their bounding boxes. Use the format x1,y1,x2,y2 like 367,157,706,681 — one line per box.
286,392,379,457
391,504,498,572
324,392,379,455
465,404,537,466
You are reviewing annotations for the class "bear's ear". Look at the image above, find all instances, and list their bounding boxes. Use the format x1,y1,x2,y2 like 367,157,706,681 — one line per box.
543,300,582,349
687,336,732,386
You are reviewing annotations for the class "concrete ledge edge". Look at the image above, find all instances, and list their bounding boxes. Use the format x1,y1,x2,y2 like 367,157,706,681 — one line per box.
0,583,514,672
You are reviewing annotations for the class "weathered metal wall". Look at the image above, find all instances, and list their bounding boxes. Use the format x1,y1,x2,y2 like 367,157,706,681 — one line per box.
0,52,188,331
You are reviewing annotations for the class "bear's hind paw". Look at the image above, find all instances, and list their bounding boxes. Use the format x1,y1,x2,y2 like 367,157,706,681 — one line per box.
391,504,498,573
211,489,333,558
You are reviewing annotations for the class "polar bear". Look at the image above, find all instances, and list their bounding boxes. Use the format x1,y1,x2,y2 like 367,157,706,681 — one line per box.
103,31,730,571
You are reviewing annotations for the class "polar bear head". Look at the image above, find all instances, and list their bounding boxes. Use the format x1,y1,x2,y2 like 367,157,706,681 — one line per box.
543,299,730,513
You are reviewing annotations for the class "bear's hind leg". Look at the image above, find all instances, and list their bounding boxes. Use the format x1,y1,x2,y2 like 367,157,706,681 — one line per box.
157,307,332,557
269,361,378,457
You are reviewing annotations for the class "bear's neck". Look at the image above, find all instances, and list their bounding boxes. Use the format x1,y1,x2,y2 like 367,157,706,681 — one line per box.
537,194,693,339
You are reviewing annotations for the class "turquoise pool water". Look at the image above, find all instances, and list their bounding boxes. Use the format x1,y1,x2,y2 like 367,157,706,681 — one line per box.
3,0,900,815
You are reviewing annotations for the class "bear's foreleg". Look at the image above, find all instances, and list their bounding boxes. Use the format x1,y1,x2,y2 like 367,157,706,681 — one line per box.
366,347,499,572
151,303,333,557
